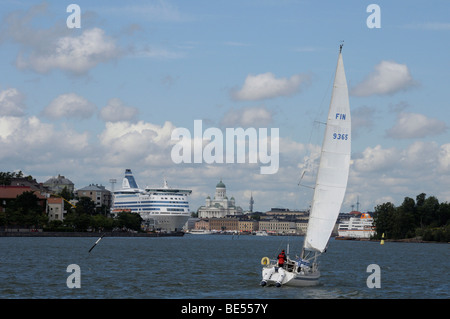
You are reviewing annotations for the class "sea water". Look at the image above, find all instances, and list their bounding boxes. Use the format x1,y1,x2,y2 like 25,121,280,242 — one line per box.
0,235,448,299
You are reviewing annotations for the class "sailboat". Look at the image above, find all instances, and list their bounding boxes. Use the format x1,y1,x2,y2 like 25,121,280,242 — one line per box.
260,44,351,287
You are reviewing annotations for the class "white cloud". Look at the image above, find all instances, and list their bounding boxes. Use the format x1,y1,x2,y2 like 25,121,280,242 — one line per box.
98,121,176,166
349,141,450,210
0,88,26,117
0,115,89,161
351,61,417,96
100,98,139,122
1,4,122,75
42,93,97,120
353,145,400,173
220,106,273,128
231,72,310,101
386,112,447,139
16,28,121,75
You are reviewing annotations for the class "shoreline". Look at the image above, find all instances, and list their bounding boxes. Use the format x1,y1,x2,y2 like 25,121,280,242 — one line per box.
0,231,184,237
335,236,447,244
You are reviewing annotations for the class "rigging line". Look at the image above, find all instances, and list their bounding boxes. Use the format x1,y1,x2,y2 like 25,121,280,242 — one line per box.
297,71,335,187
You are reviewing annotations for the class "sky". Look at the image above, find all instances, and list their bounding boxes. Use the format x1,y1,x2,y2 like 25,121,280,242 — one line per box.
0,0,449,214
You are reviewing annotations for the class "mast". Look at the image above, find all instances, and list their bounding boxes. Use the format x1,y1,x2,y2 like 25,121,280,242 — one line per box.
301,44,351,258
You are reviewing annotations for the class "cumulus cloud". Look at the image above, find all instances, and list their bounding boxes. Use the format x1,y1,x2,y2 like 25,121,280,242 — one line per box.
1,4,121,75
231,72,310,101
16,28,121,75
0,88,26,117
100,98,139,122
220,106,273,128
351,61,418,96
353,145,400,173
98,121,176,166
0,115,89,160
42,93,97,120
349,140,450,208
386,112,447,139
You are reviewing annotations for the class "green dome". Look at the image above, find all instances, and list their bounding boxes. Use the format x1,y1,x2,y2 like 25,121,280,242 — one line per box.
216,179,226,188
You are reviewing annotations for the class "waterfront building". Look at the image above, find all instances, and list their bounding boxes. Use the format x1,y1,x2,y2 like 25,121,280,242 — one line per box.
259,218,297,234
265,208,309,219
197,180,243,218
186,217,199,230
194,218,210,230
9,177,50,194
47,197,66,221
43,174,74,194
239,219,258,233
0,186,47,213
296,220,308,235
75,184,112,210
209,216,239,232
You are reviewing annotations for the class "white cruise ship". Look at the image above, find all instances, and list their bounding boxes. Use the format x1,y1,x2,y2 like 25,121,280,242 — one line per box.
111,169,192,232
337,212,375,239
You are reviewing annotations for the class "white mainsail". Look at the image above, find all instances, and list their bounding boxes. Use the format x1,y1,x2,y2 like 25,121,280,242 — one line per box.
303,47,351,253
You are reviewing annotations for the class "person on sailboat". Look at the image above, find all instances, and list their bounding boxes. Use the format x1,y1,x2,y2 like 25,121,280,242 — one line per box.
277,249,287,269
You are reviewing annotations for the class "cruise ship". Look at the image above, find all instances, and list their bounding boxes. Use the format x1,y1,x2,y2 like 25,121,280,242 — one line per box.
111,169,192,232
337,212,375,239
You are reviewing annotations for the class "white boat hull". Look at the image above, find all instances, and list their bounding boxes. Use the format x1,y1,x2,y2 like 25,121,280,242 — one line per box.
261,266,320,287
337,229,375,238
187,229,212,235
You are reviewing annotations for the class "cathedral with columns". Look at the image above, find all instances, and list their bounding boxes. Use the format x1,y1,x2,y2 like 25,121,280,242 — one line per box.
197,180,243,218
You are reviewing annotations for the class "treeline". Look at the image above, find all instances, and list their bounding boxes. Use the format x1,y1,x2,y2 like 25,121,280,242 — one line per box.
0,171,33,185
49,208,143,232
0,189,143,233
0,171,143,232
373,193,450,242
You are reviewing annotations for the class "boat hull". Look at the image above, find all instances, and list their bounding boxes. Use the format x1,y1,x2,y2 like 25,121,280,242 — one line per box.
142,214,190,232
261,266,320,287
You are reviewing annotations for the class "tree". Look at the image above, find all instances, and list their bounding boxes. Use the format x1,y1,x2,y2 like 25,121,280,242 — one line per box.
374,193,450,242
5,191,47,228
63,211,91,231
75,197,96,215
420,196,440,227
438,202,450,226
394,197,416,238
373,202,396,239
0,171,31,185
91,214,113,231
115,212,143,231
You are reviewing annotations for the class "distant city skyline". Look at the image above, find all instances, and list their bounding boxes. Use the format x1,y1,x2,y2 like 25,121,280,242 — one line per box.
0,1,449,213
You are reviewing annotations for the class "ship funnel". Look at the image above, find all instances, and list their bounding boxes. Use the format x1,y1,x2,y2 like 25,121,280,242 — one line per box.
122,169,139,189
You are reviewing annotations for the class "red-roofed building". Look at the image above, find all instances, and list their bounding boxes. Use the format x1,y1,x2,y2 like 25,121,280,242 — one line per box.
0,185,47,213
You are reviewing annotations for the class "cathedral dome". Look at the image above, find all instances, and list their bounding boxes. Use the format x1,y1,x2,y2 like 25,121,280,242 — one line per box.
216,180,226,188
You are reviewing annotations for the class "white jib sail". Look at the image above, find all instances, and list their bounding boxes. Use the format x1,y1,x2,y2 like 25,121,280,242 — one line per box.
303,51,351,253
